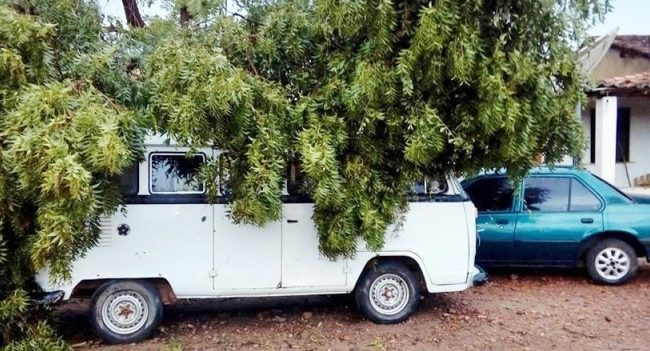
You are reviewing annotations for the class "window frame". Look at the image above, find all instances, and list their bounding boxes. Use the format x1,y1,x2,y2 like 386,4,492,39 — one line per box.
148,152,207,195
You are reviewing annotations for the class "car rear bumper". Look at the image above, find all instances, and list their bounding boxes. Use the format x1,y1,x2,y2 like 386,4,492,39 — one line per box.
472,265,488,286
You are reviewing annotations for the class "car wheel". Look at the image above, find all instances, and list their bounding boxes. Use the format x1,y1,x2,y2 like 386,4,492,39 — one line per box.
89,280,163,344
586,239,638,285
355,262,420,324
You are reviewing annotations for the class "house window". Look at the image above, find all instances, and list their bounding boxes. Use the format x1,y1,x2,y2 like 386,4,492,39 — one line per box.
590,107,630,163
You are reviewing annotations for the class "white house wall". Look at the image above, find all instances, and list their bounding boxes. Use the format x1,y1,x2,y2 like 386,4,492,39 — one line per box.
582,96,650,188
591,50,650,81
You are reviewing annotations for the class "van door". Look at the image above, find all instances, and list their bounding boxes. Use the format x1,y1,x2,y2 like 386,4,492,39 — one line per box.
213,206,282,291
106,147,214,297
212,153,282,292
281,202,347,288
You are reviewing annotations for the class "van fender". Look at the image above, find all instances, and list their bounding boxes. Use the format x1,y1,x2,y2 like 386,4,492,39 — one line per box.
347,251,435,293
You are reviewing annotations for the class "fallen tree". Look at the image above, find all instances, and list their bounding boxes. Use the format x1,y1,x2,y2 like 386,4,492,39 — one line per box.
0,0,609,347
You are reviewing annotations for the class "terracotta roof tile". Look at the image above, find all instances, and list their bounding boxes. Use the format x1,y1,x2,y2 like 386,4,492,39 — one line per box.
598,72,650,89
611,35,650,58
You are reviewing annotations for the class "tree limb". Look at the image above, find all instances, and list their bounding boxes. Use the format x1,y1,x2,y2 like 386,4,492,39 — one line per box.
121,0,145,28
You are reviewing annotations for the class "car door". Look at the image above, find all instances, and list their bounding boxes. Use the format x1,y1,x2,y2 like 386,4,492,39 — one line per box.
464,176,518,264
514,176,604,264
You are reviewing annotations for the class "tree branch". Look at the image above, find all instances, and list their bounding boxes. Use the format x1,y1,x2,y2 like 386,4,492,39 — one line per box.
121,0,145,28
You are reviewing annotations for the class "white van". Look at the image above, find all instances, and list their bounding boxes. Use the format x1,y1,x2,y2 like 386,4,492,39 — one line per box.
36,137,480,344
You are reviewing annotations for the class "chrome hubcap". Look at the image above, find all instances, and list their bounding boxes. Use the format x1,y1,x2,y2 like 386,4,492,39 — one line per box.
595,248,630,280
369,274,409,315
102,290,149,335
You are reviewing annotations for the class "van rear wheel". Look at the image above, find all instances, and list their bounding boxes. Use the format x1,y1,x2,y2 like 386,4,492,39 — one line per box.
90,280,163,344
355,262,420,324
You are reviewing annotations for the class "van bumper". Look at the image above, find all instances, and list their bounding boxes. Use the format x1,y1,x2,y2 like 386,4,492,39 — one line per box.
34,290,65,305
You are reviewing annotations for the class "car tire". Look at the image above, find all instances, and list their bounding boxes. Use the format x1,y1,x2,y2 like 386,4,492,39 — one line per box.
89,280,163,344
586,239,638,285
355,262,420,324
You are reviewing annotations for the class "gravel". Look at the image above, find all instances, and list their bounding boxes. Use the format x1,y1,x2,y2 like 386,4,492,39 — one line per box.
56,264,650,350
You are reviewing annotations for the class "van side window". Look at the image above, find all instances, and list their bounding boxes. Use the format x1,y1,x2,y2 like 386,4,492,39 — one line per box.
411,175,448,196
287,161,309,196
150,153,205,194
118,163,139,196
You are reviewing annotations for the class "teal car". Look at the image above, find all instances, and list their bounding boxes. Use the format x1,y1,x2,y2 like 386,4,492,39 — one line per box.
462,167,650,285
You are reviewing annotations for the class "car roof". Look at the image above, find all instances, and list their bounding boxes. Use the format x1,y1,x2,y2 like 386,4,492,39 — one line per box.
471,165,589,178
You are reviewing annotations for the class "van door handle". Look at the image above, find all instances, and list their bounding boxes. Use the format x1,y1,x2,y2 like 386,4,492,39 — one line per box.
581,218,594,224
495,219,509,225
287,219,298,223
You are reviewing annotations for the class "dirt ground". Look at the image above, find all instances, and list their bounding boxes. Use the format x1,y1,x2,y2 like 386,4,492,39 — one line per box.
56,264,650,351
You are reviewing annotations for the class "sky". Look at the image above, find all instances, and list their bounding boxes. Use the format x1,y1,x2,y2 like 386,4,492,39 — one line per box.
590,0,650,36
99,0,650,36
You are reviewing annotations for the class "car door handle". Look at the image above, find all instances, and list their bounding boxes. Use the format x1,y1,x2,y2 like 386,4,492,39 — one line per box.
287,219,298,223
581,218,594,224
495,219,509,225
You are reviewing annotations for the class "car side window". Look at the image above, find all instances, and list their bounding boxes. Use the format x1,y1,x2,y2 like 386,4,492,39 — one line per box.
150,153,205,194
465,177,514,212
570,179,601,211
523,177,570,212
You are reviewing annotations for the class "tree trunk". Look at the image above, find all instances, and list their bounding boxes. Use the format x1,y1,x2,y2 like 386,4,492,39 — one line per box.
121,0,145,28
180,6,192,26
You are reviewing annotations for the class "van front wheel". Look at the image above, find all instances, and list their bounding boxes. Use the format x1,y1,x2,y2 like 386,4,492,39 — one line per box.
90,280,163,344
355,262,420,324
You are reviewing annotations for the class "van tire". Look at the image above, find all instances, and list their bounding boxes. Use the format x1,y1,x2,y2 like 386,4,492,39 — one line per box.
89,280,163,344
355,262,420,324
586,239,638,285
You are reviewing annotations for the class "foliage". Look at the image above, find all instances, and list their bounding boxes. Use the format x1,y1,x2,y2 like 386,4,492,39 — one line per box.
158,0,610,256
0,2,143,347
2,321,68,351
0,0,610,347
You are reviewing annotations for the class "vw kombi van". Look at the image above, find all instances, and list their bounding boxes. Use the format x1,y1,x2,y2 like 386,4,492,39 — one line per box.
36,136,480,344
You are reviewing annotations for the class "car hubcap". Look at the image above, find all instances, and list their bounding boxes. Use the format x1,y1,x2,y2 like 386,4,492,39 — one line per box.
369,274,409,315
102,290,149,335
595,248,630,280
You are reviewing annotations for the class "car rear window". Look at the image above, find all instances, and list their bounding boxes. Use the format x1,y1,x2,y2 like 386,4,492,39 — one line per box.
570,179,602,211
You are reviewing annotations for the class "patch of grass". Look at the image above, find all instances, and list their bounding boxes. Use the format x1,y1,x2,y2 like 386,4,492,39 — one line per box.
368,337,386,350
165,339,184,351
